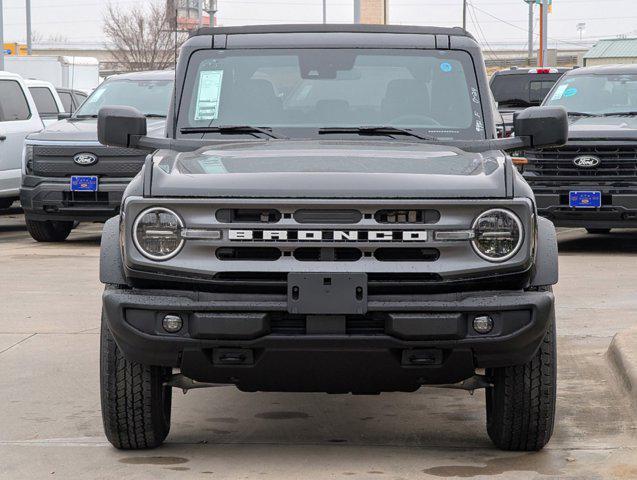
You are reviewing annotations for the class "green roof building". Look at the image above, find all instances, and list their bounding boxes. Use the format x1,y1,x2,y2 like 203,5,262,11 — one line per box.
584,38,637,67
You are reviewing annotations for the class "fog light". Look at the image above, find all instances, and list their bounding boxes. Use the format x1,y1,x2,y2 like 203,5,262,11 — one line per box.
473,315,494,334
162,314,183,333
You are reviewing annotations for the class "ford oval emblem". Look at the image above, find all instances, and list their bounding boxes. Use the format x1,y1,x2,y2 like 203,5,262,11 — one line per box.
73,153,98,166
573,155,601,168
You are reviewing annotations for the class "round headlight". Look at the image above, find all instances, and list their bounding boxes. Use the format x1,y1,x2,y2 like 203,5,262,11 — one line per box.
133,207,184,261
471,209,523,262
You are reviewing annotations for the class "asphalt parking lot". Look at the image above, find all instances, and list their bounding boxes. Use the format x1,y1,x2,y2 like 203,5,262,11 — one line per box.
1,206,637,479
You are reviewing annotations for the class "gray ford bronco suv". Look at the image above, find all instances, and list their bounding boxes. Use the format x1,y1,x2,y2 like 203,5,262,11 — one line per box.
97,25,568,451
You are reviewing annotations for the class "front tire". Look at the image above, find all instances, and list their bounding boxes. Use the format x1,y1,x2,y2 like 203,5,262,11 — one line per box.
486,315,557,451
100,312,172,449
586,228,611,234
25,217,73,242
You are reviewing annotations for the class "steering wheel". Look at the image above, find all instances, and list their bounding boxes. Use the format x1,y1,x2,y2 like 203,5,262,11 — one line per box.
388,114,442,126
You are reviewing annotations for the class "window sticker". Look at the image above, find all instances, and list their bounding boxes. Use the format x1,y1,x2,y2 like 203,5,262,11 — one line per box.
440,62,453,73
563,87,578,98
471,87,480,104
198,156,227,174
551,84,569,101
194,70,224,121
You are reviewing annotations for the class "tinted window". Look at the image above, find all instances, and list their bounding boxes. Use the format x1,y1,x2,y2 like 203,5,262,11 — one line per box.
178,49,486,140
491,73,562,107
75,79,173,117
29,87,60,115
0,80,31,122
59,91,74,112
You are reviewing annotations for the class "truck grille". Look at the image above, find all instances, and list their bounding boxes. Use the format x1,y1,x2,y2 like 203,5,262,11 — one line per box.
525,143,637,179
32,145,146,178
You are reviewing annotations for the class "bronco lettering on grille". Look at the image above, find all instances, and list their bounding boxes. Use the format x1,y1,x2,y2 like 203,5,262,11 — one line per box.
228,229,428,242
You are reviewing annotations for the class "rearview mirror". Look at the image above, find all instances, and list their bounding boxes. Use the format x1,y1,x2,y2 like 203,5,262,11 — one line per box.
514,106,568,148
97,106,147,148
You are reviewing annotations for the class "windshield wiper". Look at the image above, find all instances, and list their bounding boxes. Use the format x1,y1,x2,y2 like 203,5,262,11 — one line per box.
601,111,637,117
73,114,98,119
567,111,599,117
180,125,284,139
145,114,167,118
319,126,439,142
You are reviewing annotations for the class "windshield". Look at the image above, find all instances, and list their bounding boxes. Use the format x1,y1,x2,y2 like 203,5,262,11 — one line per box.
545,73,637,115
177,49,486,140
74,78,173,117
491,73,563,107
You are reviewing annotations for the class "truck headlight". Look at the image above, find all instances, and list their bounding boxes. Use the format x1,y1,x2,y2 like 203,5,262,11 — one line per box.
471,209,523,262
133,207,184,260
23,144,34,175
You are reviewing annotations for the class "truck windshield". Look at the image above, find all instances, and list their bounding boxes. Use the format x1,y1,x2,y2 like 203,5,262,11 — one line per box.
177,49,486,140
74,79,173,118
545,73,637,115
491,74,562,108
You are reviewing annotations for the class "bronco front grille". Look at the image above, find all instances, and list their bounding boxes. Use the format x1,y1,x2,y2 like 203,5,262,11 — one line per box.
525,142,637,179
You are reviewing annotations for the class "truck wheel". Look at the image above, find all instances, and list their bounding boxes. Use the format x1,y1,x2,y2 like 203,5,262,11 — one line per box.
586,228,611,234
25,217,73,242
485,315,556,451
100,312,172,449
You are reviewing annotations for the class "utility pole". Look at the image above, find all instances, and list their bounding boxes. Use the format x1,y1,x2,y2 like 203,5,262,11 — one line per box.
354,0,360,24
539,0,548,66
26,0,32,55
462,0,467,30
0,0,4,71
198,0,204,28
527,0,533,66
323,0,327,23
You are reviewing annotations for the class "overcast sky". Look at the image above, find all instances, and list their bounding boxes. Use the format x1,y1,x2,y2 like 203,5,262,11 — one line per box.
2,0,636,51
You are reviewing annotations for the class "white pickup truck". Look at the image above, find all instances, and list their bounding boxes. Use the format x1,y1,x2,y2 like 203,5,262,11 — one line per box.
0,72,46,209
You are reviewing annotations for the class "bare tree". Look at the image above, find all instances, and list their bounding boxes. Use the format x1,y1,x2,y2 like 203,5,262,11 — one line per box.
103,1,185,72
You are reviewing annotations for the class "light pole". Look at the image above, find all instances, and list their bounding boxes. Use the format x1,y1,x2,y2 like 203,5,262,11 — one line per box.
323,0,327,23
527,0,533,66
354,0,360,24
26,0,32,54
462,0,467,30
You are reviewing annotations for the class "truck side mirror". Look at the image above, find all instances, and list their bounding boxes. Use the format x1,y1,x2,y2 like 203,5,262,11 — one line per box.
98,106,147,148
514,106,568,148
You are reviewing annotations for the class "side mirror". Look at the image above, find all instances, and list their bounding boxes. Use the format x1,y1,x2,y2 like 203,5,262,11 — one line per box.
514,106,568,148
97,106,147,148
58,112,72,120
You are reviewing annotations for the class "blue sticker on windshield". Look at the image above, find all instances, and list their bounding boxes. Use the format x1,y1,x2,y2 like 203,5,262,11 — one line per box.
440,62,453,73
563,87,578,98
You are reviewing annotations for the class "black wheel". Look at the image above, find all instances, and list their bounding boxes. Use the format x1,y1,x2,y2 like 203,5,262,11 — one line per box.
100,312,172,449
0,198,15,210
586,228,611,234
25,217,73,242
486,310,556,451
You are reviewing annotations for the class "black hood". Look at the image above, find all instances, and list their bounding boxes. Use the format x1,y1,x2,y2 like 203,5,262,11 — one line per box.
27,117,167,142
151,139,508,198
568,115,637,141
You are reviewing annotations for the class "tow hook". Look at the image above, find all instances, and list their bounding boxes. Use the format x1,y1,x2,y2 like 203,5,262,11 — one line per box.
163,373,230,394
430,375,494,395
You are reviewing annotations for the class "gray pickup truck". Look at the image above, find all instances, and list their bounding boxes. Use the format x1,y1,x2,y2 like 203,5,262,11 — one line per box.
96,24,568,451
20,70,173,242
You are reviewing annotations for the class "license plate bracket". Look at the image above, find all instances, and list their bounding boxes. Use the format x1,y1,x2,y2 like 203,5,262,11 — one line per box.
287,273,367,315
569,191,601,208
70,175,98,192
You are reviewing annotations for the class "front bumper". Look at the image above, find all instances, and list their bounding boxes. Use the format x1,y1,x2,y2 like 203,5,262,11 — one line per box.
102,286,554,393
20,175,131,222
533,191,637,228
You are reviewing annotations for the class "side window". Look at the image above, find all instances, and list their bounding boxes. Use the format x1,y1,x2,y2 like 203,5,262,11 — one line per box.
29,87,60,116
58,91,74,112
0,80,31,122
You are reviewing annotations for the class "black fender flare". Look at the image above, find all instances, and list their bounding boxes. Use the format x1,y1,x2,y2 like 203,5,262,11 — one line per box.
530,216,558,287
100,216,127,286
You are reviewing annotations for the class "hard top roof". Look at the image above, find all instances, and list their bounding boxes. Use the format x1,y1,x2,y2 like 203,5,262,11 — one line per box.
106,70,175,82
566,63,637,76
193,23,470,38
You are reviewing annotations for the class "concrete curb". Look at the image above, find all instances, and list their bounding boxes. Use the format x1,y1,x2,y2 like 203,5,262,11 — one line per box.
607,327,637,412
